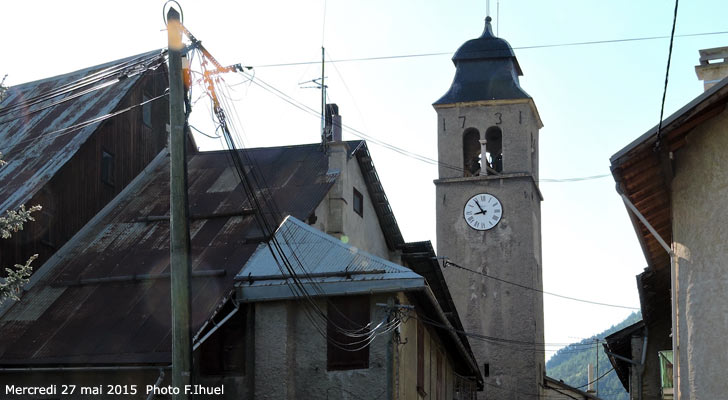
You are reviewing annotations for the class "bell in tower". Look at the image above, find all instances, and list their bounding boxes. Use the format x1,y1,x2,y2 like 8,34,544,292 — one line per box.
434,16,542,181
433,15,545,400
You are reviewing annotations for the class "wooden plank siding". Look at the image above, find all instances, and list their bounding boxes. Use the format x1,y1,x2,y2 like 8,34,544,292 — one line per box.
0,70,169,273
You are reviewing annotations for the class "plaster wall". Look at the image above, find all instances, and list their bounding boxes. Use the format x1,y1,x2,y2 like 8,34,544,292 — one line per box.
311,142,393,262
672,107,728,399
251,295,391,400
435,174,544,399
394,293,473,400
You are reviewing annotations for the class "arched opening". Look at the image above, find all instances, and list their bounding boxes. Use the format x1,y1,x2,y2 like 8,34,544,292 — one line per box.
485,126,503,174
462,128,481,177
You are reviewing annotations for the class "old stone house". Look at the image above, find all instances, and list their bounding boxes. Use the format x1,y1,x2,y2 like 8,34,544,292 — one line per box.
607,46,728,400
0,53,482,399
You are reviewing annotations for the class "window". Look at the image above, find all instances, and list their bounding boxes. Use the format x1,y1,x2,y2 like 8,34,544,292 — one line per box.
327,295,370,370
199,308,246,375
417,322,426,395
353,187,364,217
142,93,152,127
485,126,503,174
462,128,481,177
101,150,114,186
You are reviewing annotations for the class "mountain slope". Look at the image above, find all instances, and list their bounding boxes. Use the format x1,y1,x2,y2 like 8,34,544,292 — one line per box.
546,311,642,400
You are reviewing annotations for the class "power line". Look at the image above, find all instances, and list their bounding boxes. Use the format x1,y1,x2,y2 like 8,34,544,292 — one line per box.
0,92,169,155
250,30,728,68
413,313,605,350
237,69,611,184
655,0,680,151
575,367,615,389
444,260,639,310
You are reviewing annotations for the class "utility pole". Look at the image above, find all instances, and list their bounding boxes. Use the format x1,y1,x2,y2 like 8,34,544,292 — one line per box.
376,300,414,400
167,7,192,399
595,338,600,397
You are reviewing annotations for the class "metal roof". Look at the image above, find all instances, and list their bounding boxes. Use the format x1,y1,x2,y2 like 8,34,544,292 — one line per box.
0,49,166,215
347,140,405,250
0,142,336,366
604,320,646,391
434,17,530,105
234,216,425,302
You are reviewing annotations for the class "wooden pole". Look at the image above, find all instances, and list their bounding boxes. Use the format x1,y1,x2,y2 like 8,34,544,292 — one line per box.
167,7,192,399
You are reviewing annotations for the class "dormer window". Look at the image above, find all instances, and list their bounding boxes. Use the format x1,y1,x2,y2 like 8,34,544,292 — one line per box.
485,126,503,174
463,128,481,177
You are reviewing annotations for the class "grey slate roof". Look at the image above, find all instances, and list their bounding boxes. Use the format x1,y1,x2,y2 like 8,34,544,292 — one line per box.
234,216,425,302
434,17,530,105
0,49,166,215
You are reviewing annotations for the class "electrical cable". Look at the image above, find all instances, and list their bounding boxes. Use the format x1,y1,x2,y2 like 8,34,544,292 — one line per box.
237,69,611,183
191,44,399,349
0,92,169,155
654,0,680,151
575,367,615,389
250,30,728,68
0,52,167,121
444,260,639,310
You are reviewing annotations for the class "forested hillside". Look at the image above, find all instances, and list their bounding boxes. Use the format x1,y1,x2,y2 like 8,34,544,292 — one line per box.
546,312,642,400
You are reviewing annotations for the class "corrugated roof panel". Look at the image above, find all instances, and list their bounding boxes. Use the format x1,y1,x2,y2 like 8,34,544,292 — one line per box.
0,50,166,215
3,286,66,322
0,142,336,365
234,216,424,301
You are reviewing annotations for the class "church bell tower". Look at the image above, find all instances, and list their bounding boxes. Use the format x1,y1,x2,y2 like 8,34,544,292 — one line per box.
434,16,545,399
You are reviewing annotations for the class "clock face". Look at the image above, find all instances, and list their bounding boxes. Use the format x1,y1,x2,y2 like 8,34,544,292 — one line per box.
463,193,502,231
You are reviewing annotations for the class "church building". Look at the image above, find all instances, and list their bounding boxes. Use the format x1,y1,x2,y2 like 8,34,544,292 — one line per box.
433,16,598,400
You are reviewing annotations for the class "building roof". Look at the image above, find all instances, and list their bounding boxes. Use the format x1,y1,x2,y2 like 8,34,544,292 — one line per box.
0,49,167,215
434,17,530,105
347,140,405,250
0,142,336,366
603,320,646,391
400,240,483,389
234,215,425,302
610,75,728,324
400,241,468,347
543,375,602,400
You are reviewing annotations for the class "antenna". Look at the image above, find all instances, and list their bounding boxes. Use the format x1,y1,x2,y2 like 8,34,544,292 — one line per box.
321,47,326,148
486,0,490,17
497,0,500,36
299,47,329,149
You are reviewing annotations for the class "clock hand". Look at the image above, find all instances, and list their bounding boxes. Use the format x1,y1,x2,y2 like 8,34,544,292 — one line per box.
474,199,486,213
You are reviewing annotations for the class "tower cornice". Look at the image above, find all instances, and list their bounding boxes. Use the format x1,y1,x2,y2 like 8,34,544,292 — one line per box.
433,98,544,129
433,172,544,201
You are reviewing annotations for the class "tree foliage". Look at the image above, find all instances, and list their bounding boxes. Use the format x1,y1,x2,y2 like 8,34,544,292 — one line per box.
546,311,642,400
0,152,42,304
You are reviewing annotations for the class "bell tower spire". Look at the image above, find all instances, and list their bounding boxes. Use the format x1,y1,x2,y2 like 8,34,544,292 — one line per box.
433,14,545,400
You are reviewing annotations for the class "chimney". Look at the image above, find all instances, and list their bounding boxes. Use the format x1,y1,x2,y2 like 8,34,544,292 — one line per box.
325,103,342,142
586,363,595,394
695,46,728,91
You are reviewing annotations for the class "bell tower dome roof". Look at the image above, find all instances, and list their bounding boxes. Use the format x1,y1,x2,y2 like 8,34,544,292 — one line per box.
434,17,531,105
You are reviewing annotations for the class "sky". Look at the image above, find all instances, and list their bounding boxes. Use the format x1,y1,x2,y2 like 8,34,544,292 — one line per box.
3,0,728,360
